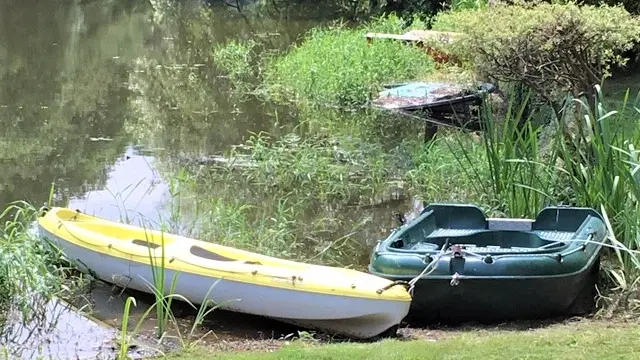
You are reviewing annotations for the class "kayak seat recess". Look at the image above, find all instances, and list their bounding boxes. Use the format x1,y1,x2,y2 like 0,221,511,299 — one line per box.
130,237,264,265
190,245,237,262
131,239,161,249
189,244,263,265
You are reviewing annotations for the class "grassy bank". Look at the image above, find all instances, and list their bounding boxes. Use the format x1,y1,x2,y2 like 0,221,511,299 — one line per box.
212,15,440,108
0,201,85,353
166,320,640,359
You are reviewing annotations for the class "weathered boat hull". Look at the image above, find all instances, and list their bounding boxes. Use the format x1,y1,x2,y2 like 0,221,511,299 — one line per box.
368,203,606,323
370,257,600,323
38,208,411,339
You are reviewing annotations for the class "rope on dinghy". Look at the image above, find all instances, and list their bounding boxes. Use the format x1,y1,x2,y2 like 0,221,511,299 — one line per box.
407,241,450,294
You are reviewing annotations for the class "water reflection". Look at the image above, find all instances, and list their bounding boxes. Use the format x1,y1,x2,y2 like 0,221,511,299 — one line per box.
68,145,171,226
0,0,138,210
0,0,319,215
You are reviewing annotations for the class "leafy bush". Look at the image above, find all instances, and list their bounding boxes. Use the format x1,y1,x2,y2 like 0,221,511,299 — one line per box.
432,1,640,118
263,15,435,108
579,0,640,14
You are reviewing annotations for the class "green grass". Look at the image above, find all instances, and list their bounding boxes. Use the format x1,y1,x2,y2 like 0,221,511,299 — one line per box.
160,321,640,360
262,15,435,108
0,201,80,337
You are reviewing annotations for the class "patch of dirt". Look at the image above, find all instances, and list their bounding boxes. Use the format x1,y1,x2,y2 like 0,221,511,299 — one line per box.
197,338,286,352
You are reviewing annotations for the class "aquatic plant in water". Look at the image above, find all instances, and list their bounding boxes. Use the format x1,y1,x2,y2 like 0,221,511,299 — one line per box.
0,201,77,348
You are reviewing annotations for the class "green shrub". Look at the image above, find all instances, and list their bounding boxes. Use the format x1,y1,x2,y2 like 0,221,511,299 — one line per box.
432,1,640,118
263,15,435,108
579,0,640,14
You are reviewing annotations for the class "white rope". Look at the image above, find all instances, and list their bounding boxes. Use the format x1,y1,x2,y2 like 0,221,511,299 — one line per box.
407,242,451,295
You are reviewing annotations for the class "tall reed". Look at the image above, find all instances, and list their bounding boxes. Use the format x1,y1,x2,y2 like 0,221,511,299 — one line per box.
449,91,555,217
551,86,640,272
460,84,640,282
142,228,179,340
0,201,72,344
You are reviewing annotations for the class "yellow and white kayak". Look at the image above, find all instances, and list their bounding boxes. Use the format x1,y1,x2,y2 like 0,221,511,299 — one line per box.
37,207,412,339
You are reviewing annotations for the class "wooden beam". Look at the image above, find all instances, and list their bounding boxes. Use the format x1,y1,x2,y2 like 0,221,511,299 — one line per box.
364,30,462,45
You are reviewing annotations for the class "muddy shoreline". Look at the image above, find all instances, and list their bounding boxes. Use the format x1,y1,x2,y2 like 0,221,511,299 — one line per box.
1,275,599,360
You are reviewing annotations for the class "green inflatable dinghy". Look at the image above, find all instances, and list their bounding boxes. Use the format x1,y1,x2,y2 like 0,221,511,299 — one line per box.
368,203,606,323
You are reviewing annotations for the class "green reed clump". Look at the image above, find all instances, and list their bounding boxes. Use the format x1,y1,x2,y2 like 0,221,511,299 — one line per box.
212,39,260,95
236,131,397,206
442,83,640,310
552,86,640,272
404,131,490,206
117,282,225,359
452,92,557,218
157,158,386,268
186,180,373,267
263,15,435,108
0,202,69,335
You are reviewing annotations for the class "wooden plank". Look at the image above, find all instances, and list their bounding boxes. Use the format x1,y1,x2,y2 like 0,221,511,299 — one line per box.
364,30,461,44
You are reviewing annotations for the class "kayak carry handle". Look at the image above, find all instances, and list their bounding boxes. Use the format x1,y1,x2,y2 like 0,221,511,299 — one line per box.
38,206,50,217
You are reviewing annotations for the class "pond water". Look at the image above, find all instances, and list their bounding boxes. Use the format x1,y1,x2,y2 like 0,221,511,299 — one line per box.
1,0,421,358
0,0,311,217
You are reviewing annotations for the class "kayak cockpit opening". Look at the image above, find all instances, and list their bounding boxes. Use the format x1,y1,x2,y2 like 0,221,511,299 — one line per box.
190,245,236,261
131,239,161,249
189,245,262,265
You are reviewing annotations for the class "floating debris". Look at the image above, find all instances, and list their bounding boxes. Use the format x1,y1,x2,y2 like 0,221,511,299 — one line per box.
89,137,113,142
176,154,258,169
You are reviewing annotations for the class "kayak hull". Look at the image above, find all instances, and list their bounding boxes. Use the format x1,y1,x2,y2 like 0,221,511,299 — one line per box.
38,208,411,339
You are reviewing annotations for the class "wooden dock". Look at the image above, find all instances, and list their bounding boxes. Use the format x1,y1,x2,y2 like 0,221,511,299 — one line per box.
364,30,461,45
364,30,462,64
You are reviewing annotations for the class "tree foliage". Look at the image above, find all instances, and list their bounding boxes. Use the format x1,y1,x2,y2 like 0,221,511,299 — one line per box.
432,1,640,118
